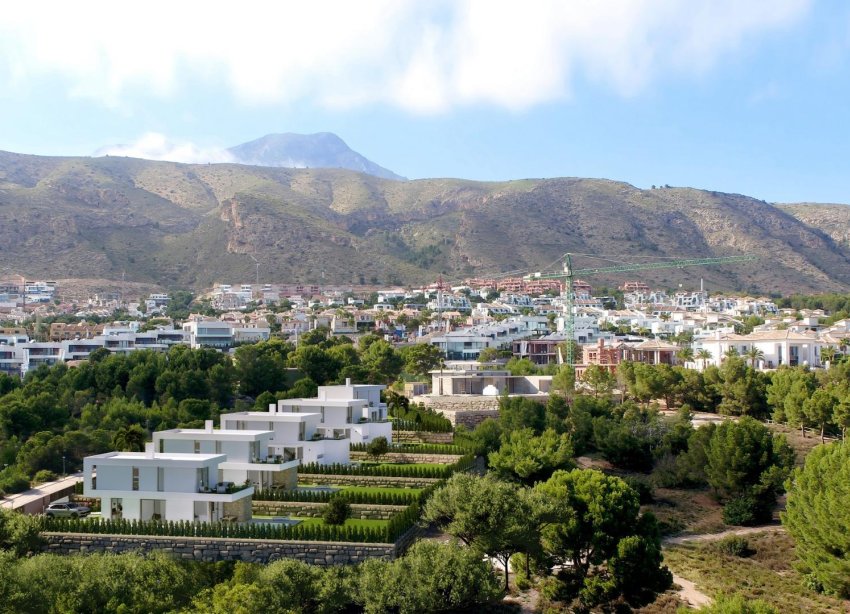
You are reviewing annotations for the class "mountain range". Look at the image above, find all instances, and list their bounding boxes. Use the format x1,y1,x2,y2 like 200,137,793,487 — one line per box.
0,149,848,295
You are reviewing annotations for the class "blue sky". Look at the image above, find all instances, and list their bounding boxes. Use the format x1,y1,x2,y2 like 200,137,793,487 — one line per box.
1,0,849,203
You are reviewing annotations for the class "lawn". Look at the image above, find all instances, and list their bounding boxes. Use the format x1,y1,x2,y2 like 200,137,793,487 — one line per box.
289,517,390,529
296,485,423,496
663,530,849,613
252,515,390,529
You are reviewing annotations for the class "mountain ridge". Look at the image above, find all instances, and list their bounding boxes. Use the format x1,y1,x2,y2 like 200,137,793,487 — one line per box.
0,150,848,294
227,132,405,180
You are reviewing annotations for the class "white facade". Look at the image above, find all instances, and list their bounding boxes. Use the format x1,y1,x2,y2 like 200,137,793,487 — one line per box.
696,330,825,369
182,319,270,349
219,410,350,465
83,445,253,522
5,328,191,376
431,316,550,360
153,421,299,488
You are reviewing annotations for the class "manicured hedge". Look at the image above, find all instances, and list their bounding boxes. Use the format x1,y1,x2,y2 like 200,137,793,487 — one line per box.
299,455,474,479
39,503,421,544
350,442,470,455
254,485,435,506
391,416,452,433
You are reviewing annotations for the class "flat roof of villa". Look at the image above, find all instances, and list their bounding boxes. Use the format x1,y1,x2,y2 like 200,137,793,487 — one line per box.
219,411,321,420
86,451,226,464
154,428,272,439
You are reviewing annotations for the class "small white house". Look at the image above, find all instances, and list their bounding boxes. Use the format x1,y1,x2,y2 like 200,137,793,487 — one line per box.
153,421,299,489
219,409,350,465
83,444,254,523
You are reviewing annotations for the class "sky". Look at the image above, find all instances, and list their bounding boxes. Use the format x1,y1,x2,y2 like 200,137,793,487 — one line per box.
0,0,849,203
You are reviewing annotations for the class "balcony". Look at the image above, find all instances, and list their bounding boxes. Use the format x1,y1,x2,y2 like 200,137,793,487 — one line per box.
198,481,252,495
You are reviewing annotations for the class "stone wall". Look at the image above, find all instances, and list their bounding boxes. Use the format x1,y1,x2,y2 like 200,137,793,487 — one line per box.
43,532,398,565
412,395,501,428
298,474,440,488
349,451,462,464
394,431,454,444
252,501,407,520
223,496,252,522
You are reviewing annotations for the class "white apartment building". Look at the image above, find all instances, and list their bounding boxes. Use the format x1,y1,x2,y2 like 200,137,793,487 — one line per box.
219,408,349,465
153,421,299,489
3,327,191,376
83,443,254,523
431,316,550,360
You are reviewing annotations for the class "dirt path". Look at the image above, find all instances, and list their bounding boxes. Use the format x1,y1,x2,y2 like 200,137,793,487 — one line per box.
663,524,786,609
664,524,785,546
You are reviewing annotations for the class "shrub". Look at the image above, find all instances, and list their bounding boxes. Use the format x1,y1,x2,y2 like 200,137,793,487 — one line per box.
722,494,769,526
0,469,30,495
322,498,351,526
715,536,753,557
33,470,57,484
365,436,389,461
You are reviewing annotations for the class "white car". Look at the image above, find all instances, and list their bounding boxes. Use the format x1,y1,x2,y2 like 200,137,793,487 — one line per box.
45,502,91,518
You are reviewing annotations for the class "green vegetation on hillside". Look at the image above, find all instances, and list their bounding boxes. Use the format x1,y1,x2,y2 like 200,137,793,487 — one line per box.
1,152,850,292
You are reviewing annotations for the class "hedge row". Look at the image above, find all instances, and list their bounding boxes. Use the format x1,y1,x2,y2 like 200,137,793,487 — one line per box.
39,504,420,544
349,442,469,455
391,417,452,433
254,485,435,506
299,455,474,479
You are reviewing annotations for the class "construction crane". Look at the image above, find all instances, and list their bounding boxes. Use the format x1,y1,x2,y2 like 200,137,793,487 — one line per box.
526,254,757,366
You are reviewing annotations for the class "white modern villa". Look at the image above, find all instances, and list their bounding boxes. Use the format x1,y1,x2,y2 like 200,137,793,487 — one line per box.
274,380,392,444
83,443,254,523
79,380,392,523
153,421,300,489
219,408,350,465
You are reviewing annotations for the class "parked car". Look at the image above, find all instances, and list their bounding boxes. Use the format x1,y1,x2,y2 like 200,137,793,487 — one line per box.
45,502,91,518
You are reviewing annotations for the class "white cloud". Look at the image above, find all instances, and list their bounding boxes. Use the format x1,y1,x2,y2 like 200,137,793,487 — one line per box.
0,0,811,113
94,133,234,164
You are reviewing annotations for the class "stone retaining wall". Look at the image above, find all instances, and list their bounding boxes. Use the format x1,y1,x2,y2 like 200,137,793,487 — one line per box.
43,532,398,565
298,474,440,488
349,451,462,464
412,396,501,428
252,501,407,520
394,431,454,444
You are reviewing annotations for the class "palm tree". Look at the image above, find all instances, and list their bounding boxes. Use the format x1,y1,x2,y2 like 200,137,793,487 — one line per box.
821,346,837,366
676,347,694,365
696,349,712,371
839,338,849,357
744,347,765,369
111,424,147,452
723,347,740,361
